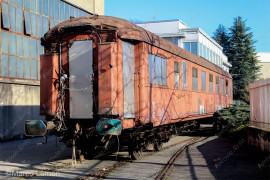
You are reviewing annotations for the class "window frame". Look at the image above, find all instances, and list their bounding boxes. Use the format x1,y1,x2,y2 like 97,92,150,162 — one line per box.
216,76,219,94
221,78,224,95
201,71,206,92
148,54,167,86
209,74,213,93
226,79,228,96
174,61,179,88
182,61,187,89
192,67,198,91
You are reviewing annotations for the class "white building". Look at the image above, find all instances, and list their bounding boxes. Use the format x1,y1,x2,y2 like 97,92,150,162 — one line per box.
257,52,270,79
137,20,232,72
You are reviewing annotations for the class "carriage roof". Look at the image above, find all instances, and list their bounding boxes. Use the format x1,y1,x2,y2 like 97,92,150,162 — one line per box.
42,15,231,78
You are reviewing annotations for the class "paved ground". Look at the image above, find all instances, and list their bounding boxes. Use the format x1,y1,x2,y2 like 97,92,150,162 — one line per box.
107,136,270,180
0,133,269,180
168,137,270,180
0,135,193,179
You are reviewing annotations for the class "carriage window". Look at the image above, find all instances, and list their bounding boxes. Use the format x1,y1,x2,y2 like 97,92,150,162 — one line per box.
192,67,198,91
216,76,219,94
149,54,167,86
226,80,228,95
230,80,232,96
174,62,179,88
221,78,224,95
182,61,187,89
202,71,206,92
209,74,213,93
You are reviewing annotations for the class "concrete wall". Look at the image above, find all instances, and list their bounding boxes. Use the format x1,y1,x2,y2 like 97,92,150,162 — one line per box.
257,52,270,79
0,79,44,141
259,62,270,79
66,0,104,15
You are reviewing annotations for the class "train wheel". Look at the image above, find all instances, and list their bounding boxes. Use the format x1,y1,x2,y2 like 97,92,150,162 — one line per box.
129,144,142,160
154,141,163,151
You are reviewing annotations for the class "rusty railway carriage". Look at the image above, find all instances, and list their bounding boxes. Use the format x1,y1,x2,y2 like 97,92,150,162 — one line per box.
26,15,233,159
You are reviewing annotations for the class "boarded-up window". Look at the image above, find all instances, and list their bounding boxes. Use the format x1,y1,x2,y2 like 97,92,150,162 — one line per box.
149,54,167,86
174,62,179,88
209,74,213,93
182,61,187,89
202,71,206,92
221,78,224,95
192,67,198,91
216,76,219,94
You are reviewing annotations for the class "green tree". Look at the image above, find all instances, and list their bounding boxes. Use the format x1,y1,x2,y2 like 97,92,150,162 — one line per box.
213,16,260,103
213,24,230,54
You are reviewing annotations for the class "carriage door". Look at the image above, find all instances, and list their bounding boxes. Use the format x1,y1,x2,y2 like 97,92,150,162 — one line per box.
69,40,93,119
123,42,135,118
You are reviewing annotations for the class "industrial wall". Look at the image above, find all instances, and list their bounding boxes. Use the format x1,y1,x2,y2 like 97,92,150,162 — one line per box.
0,80,43,141
0,0,102,141
249,78,270,153
66,0,104,15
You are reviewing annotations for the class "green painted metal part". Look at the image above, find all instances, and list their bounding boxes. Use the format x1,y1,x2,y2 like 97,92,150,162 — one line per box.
25,120,47,136
97,118,122,135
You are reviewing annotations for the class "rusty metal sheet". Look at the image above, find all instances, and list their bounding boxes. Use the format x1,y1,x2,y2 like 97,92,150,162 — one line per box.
42,15,231,78
123,41,135,118
69,40,93,119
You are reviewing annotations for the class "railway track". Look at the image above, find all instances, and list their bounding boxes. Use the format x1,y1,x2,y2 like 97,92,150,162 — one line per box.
16,136,202,180
155,137,201,180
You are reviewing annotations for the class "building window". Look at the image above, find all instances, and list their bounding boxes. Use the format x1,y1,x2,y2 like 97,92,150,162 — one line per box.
17,7,24,33
24,10,32,35
9,4,16,31
30,0,37,12
65,3,70,21
216,76,219,94
37,0,42,14
24,0,30,10
209,74,213,93
184,42,198,55
2,54,9,76
0,0,90,80
206,48,209,60
1,2,10,29
174,62,179,88
182,61,187,89
43,0,49,16
31,13,37,36
149,54,167,86
199,43,202,56
192,67,198,91
221,78,224,95
202,71,206,92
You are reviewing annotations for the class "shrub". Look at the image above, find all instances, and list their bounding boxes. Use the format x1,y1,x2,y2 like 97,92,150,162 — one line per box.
216,102,250,140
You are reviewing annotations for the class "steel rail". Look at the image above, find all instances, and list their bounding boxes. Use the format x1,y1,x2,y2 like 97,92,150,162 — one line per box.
155,137,201,180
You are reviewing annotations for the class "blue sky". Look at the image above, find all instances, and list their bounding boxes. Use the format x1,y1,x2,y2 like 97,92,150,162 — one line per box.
105,0,270,52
